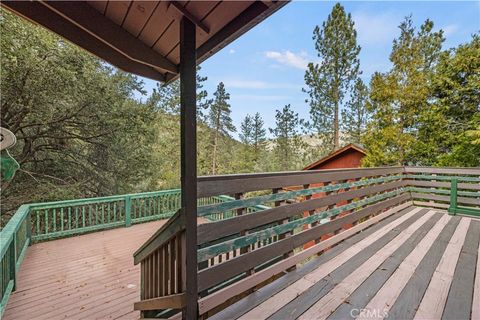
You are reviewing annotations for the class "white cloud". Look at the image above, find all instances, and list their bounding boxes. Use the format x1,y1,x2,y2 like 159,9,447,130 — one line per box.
352,11,401,46
229,49,236,54
264,50,310,70
442,24,459,37
223,79,301,90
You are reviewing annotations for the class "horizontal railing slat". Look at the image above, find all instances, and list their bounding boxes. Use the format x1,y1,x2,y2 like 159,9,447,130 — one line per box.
198,180,406,244
197,194,412,291
411,193,480,206
406,179,480,190
404,166,480,175
197,167,404,197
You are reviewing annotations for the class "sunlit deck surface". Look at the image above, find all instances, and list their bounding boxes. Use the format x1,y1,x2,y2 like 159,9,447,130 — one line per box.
5,206,480,320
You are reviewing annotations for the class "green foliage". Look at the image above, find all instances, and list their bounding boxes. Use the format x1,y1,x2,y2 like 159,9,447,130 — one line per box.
342,78,369,144
270,105,308,171
363,17,479,167
237,113,268,172
0,10,159,221
208,82,236,174
304,3,361,150
363,17,445,166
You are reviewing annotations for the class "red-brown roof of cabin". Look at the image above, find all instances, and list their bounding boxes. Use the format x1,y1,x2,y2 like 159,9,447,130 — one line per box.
303,143,366,170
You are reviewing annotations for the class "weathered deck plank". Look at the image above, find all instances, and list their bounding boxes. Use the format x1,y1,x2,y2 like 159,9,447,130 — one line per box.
411,217,470,320
3,220,167,320
240,207,424,319
441,220,480,320
5,206,479,320
211,206,414,320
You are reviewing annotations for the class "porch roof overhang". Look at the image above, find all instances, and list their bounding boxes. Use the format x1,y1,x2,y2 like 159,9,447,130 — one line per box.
1,0,288,83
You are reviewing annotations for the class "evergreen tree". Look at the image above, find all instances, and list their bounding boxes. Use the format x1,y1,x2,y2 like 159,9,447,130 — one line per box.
304,3,361,151
239,114,254,145
269,105,306,171
363,17,445,166
208,82,236,174
238,114,254,171
342,78,369,144
251,112,267,163
148,66,209,120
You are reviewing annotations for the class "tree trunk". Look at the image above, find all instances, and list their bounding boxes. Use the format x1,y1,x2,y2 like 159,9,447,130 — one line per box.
334,100,339,150
212,131,218,175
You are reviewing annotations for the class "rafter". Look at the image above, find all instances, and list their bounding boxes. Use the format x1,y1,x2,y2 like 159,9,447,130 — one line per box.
40,1,178,74
1,1,165,82
169,1,210,34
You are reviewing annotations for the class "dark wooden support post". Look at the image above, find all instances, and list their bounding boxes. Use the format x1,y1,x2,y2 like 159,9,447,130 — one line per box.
273,188,295,271
180,17,198,320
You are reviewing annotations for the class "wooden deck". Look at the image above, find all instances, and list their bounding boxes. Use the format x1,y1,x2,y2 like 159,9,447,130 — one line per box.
213,207,480,320
3,220,167,320
4,206,480,320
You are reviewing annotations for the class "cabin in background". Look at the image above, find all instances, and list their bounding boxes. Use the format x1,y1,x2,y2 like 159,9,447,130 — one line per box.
301,144,367,247
303,143,366,171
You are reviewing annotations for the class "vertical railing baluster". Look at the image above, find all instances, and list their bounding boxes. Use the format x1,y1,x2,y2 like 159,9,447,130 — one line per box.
125,196,132,227
36,210,40,236
60,208,64,232
74,207,78,229
448,178,458,215
68,207,71,231
44,210,48,235
53,208,57,232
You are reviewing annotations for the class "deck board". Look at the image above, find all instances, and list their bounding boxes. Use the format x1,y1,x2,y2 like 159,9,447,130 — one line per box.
211,207,415,320
5,206,480,320
3,220,167,320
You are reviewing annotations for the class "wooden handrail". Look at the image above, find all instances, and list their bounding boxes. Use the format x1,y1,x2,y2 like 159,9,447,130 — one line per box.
133,209,185,265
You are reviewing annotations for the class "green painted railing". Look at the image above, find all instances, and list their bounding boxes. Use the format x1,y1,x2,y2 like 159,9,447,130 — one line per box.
448,178,480,217
0,188,267,316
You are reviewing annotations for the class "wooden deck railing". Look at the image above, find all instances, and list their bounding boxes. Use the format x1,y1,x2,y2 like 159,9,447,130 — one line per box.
0,189,236,317
134,166,480,318
404,166,480,213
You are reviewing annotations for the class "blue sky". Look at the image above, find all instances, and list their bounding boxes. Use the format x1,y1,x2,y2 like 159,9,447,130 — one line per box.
139,1,480,138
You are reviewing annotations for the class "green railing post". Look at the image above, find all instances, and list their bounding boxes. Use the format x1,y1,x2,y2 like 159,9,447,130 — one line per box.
10,238,16,291
448,178,458,215
26,211,32,244
125,196,132,227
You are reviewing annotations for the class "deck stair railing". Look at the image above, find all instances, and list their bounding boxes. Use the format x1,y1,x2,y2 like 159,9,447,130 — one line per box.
134,166,480,318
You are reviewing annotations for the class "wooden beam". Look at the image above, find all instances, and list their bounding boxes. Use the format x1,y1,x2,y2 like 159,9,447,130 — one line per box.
169,1,210,34
197,167,404,198
197,1,288,63
1,1,165,82
40,1,178,74
134,293,186,311
180,17,198,320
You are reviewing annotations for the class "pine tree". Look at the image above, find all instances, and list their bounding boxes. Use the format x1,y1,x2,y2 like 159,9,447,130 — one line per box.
148,66,209,120
251,112,267,163
208,82,236,174
342,78,369,144
304,3,360,151
269,105,306,171
239,114,253,145
238,114,254,171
